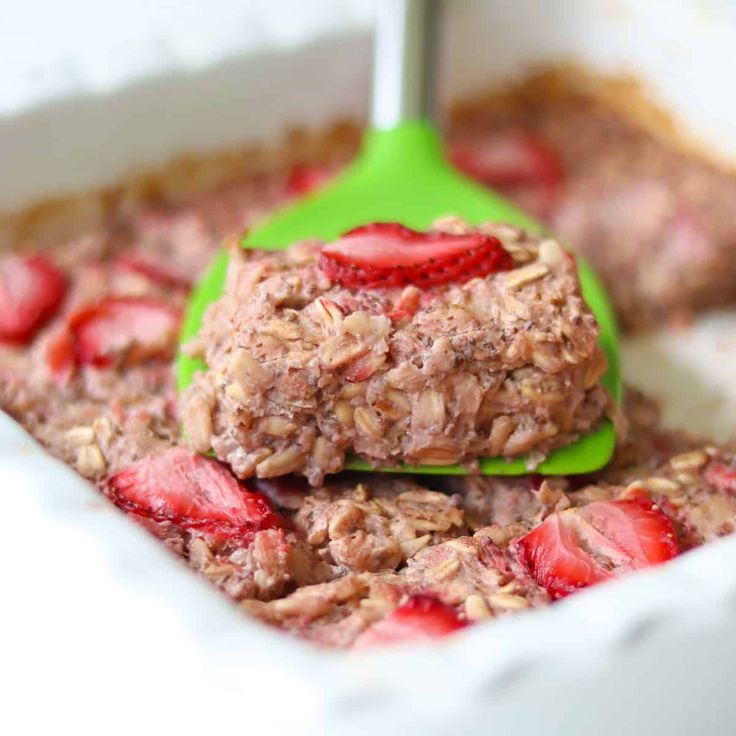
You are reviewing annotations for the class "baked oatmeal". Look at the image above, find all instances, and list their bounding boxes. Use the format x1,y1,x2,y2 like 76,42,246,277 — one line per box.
182,220,610,484
1,206,734,650
240,388,736,646
274,88,736,329
450,88,736,328
2,77,736,649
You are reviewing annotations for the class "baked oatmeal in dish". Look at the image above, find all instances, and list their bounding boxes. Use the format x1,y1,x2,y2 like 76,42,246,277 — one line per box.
450,84,736,329
1,205,734,650
277,82,736,330
182,219,610,484
2,75,736,649
240,389,736,646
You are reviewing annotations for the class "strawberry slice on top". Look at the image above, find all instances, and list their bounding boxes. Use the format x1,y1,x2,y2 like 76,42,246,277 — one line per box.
45,329,76,386
320,222,513,289
284,164,335,198
352,594,468,649
66,296,181,368
451,131,563,188
515,495,680,599
451,131,564,219
115,252,193,290
107,447,284,540
0,254,67,344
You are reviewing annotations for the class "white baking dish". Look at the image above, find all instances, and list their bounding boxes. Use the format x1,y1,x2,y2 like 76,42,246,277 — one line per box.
3,1,736,734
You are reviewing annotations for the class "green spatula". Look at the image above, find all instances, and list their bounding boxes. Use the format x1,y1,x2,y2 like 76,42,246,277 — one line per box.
177,0,620,476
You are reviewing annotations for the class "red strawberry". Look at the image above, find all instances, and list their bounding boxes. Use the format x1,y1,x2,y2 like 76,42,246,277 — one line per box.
352,594,468,649
451,132,563,218
452,132,563,187
107,447,283,539
515,495,679,599
66,296,180,367
45,329,76,385
284,164,335,197
116,253,192,290
320,222,513,289
705,463,736,495
517,511,612,596
0,255,66,344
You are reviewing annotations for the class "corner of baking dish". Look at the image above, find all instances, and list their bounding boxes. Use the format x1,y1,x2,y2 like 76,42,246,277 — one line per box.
6,409,736,732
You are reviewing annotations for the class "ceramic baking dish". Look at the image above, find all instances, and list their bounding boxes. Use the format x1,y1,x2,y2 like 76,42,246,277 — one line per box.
3,1,736,734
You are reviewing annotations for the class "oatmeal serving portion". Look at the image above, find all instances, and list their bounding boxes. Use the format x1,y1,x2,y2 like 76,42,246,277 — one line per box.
2,70,736,650
182,219,611,485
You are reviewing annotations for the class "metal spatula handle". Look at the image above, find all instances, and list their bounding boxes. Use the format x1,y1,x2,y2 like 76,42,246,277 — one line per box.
371,0,439,129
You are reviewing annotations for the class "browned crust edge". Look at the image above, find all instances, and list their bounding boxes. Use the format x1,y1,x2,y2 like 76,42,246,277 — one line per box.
1,62,725,252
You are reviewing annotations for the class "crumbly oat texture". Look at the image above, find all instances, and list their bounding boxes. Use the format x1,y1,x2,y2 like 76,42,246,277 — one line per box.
183,220,610,485
1,90,736,649
450,91,736,329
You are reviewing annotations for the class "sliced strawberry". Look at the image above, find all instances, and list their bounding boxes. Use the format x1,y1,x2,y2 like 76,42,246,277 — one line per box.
107,447,284,539
516,512,612,597
451,131,563,188
284,164,335,197
352,594,468,649
320,222,513,289
66,296,180,367
581,495,680,563
451,132,564,219
0,255,66,344
116,252,193,290
515,495,679,599
705,463,736,495
45,329,76,385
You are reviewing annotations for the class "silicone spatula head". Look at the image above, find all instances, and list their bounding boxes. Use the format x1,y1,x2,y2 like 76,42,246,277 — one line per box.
177,0,620,476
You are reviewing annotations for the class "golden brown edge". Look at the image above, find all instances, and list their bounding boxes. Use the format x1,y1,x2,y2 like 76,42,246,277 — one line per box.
1,62,727,252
